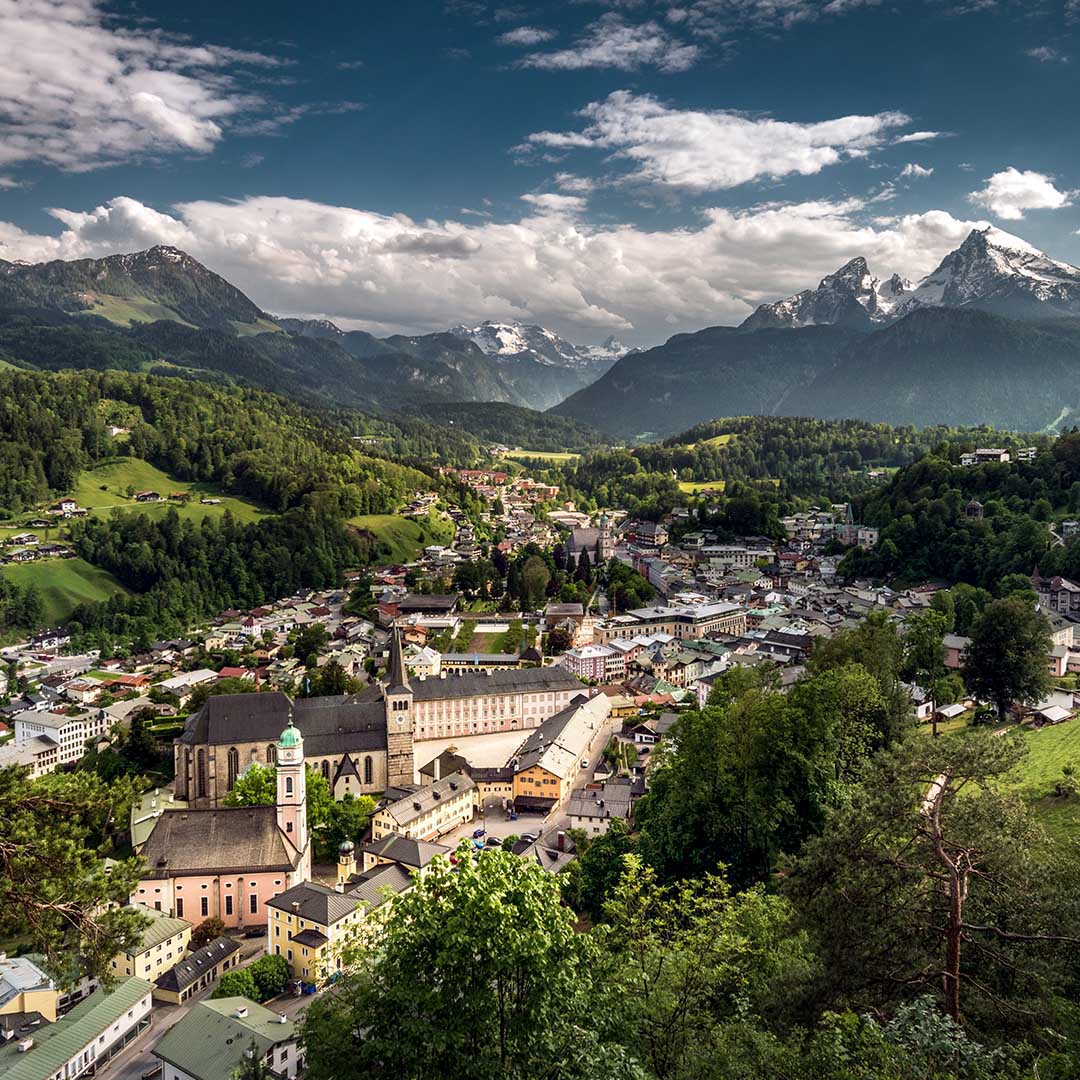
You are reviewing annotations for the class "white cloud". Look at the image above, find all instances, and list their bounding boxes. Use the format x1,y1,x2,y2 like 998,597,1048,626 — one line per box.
1026,45,1068,62
497,26,557,45
519,14,701,71
893,130,947,144
968,167,1073,220
0,177,22,190
0,193,986,344
553,172,597,193
899,162,933,178
523,91,911,192
662,0,879,37
0,0,293,172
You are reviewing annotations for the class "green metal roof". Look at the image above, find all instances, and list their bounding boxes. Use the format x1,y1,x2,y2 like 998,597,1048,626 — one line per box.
277,719,302,748
154,998,295,1080
0,977,153,1080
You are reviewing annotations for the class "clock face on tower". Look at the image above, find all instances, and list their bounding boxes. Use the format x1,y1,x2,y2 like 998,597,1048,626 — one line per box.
396,715,406,725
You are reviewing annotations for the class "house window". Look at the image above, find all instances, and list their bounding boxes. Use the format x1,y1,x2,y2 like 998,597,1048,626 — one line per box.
200,897,208,917
364,756,373,785
227,747,239,789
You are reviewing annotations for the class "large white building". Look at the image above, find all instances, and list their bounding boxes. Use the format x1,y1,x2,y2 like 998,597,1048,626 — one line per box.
562,645,626,682
12,709,109,769
594,603,746,644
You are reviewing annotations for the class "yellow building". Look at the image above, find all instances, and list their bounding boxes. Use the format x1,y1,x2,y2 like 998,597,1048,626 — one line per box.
267,882,363,984
0,955,59,1023
110,905,191,983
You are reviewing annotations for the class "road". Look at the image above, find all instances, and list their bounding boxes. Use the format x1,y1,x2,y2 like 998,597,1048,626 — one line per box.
96,939,312,1080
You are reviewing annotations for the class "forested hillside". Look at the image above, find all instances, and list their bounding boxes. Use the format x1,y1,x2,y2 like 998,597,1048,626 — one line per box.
407,401,608,451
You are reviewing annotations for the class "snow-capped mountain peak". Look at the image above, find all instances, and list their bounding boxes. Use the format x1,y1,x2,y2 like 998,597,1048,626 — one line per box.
740,226,1080,331
448,319,631,369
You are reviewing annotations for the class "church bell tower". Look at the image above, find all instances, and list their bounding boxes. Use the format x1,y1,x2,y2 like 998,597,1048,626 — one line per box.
385,628,415,787
276,717,311,877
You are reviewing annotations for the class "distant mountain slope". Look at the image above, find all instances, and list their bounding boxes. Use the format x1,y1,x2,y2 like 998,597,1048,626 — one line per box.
0,249,617,413
0,246,276,333
551,325,854,439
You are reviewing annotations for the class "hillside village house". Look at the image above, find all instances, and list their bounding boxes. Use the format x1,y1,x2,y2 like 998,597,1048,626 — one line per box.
0,734,59,777
511,694,611,813
109,906,191,983
594,603,747,644
0,977,153,1080
11,709,108,768
134,719,312,930
563,644,626,681
0,955,61,1024
154,998,302,1080
267,881,364,984
153,937,241,1006
370,770,477,841
567,780,634,836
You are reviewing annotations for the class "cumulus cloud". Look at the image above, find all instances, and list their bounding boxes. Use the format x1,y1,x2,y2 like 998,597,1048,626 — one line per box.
0,192,988,344
497,26,557,45
663,0,879,37
893,130,947,144
0,0,291,172
518,14,701,71
899,163,933,178
523,91,911,192
1026,45,1068,62
968,167,1074,220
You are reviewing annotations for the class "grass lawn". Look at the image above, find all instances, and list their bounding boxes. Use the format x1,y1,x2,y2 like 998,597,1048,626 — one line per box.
71,459,266,525
2,558,129,623
678,479,726,494
347,510,455,565
501,450,581,463
1002,720,1080,844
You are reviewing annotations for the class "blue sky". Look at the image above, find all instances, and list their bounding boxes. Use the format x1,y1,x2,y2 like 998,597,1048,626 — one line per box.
1,0,1079,344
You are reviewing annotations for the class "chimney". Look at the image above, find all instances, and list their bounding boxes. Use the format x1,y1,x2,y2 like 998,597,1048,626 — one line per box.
235,1007,249,1019
290,902,300,914
556,831,565,851
433,755,440,781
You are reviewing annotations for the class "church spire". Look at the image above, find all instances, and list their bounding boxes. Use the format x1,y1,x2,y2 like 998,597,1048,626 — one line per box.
387,626,410,691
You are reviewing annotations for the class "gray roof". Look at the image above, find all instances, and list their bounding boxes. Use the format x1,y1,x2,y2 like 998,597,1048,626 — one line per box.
378,771,476,829
359,833,449,870
347,861,415,910
141,806,299,877
266,881,359,926
154,937,240,994
177,690,387,756
410,665,580,702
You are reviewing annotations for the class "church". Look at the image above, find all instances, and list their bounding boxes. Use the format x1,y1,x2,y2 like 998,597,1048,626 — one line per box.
565,511,615,564
133,716,312,930
174,629,582,809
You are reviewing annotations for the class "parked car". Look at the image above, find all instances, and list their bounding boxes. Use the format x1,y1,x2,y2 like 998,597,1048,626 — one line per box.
472,827,486,838
486,836,502,847
520,832,539,843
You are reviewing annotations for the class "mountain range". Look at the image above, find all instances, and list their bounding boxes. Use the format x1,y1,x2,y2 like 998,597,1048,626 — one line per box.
553,227,1080,437
0,248,621,413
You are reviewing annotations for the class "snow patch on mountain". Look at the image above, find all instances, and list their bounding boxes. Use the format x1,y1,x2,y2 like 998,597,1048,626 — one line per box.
449,320,632,369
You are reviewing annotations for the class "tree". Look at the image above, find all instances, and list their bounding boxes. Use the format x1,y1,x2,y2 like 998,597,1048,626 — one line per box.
521,555,551,609
190,915,226,949
125,707,160,771
545,626,573,656
0,766,149,978
575,548,592,585
232,1039,272,1080
562,819,638,923
223,763,277,807
300,847,628,1080
213,967,259,1001
605,858,812,1080
316,793,376,862
787,733,1080,1027
902,611,949,737
249,954,290,1001
963,597,1052,720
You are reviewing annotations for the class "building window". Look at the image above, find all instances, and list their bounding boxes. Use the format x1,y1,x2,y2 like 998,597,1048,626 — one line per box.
285,776,294,796
266,744,277,764
250,894,258,915
200,897,208,917
175,898,184,918
225,895,233,916
364,756,373,785
227,747,239,789
321,760,330,781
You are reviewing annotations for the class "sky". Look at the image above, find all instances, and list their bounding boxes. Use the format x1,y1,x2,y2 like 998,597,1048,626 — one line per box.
1,0,1080,345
